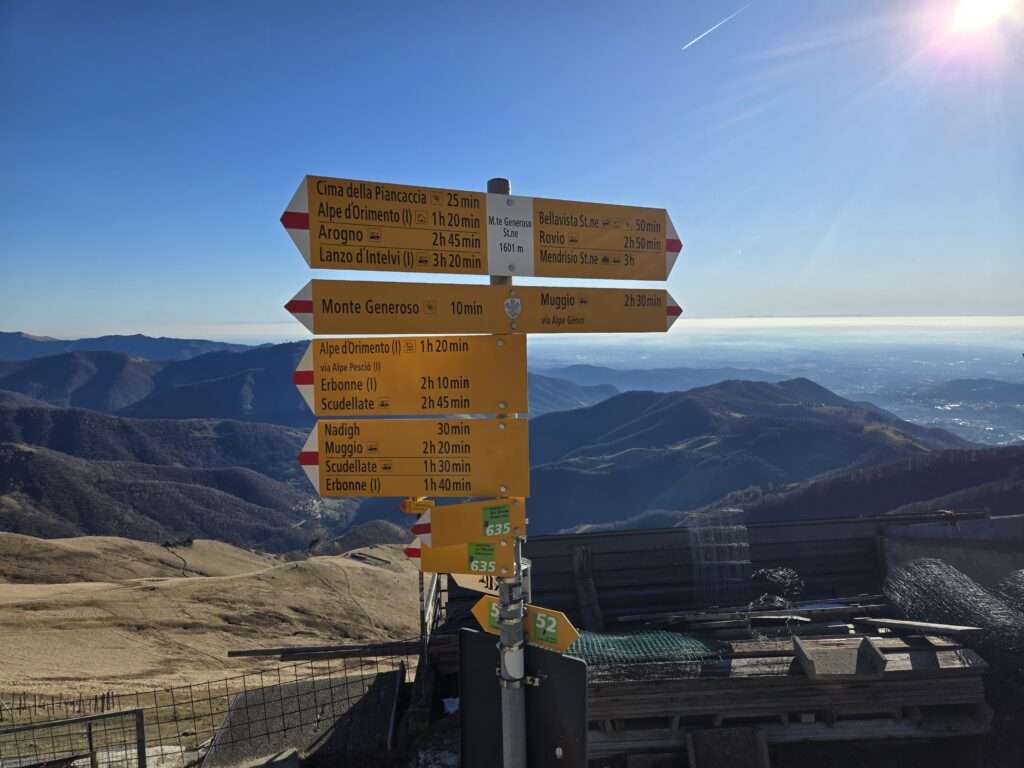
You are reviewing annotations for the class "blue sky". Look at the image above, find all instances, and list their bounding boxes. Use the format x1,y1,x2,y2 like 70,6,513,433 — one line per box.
2,0,1021,342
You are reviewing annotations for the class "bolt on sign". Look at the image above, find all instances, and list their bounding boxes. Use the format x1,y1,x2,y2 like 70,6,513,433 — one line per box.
286,280,681,335
293,335,527,417
404,536,516,577
298,418,529,498
281,175,682,280
471,595,580,654
408,498,526,548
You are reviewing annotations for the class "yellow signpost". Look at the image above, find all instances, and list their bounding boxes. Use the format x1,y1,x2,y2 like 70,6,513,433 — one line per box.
471,595,580,654
281,175,682,280
409,497,526,547
299,418,529,498
293,335,527,417
286,279,681,335
281,172,685,767
405,537,516,577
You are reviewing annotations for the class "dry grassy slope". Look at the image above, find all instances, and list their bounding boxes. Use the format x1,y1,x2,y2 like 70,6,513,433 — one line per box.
0,534,278,583
0,541,418,695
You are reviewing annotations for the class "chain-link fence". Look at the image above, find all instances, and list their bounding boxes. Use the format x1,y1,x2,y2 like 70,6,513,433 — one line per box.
0,644,418,767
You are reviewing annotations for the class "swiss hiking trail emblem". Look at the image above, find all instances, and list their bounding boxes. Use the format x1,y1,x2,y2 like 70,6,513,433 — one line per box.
504,296,522,321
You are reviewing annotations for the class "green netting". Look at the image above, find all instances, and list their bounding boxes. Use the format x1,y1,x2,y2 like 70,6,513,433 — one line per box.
567,630,725,665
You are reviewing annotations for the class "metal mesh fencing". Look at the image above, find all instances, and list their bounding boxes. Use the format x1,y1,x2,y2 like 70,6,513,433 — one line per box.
568,630,724,666
996,569,1024,613
685,508,752,607
0,645,418,766
885,558,1024,706
0,709,146,768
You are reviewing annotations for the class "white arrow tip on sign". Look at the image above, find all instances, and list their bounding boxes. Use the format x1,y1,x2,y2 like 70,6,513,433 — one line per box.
284,282,314,334
281,178,311,265
298,427,319,492
665,212,683,278
666,293,683,330
404,537,422,560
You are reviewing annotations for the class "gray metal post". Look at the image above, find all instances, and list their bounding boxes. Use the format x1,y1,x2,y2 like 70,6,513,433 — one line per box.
487,176,526,768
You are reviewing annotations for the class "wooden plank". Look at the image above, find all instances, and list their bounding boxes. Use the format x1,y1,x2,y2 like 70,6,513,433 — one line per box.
525,530,691,558
588,677,987,720
587,647,987,686
618,603,888,626
573,545,605,632
853,617,983,635
725,634,962,658
587,709,991,756
686,728,769,768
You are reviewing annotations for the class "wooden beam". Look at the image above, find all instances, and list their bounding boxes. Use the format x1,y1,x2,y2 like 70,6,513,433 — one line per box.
587,710,991,756
852,617,982,635
573,544,605,632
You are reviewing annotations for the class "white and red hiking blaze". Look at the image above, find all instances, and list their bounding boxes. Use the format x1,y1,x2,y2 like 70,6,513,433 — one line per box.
292,345,314,411
280,178,311,264
297,428,319,491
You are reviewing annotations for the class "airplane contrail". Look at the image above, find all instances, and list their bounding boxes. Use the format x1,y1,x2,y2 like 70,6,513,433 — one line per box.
682,3,751,50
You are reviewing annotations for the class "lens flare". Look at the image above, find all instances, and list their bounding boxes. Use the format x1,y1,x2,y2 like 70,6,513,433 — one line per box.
950,0,1015,32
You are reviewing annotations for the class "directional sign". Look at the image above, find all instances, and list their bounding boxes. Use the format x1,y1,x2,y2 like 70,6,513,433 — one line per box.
299,418,529,497
410,498,526,548
450,571,501,596
286,280,681,335
282,176,489,275
471,595,580,654
399,497,434,516
450,555,530,596
404,536,515,577
294,335,527,417
525,196,682,281
282,175,682,280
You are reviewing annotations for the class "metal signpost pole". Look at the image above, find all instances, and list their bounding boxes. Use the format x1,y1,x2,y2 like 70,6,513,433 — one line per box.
488,176,527,768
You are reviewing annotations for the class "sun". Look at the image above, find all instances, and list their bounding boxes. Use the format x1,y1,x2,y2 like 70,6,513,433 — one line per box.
950,0,1016,32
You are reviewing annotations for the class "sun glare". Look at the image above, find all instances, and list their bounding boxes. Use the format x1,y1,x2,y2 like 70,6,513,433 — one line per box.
950,0,1015,31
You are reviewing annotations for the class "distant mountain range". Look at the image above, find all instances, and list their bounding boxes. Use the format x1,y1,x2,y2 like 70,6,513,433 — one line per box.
538,363,781,392
0,403,355,551
0,345,617,424
0,331,253,361
526,378,969,532
0,332,1002,550
594,445,1024,531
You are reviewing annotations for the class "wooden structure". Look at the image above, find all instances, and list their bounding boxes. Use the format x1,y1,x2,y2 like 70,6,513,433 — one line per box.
430,514,995,765
587,633,990,763
445,518,901,632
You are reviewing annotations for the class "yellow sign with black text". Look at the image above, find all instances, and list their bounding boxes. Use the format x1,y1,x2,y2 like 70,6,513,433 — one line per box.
286,280,681,335
280,175,682,280
294,335,527,417
299,418,529,498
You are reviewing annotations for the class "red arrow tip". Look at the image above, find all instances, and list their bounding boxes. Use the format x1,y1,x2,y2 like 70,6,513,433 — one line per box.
281,211,310,230
292,370,314,385
404,547,421,559
298,451,319,466
285,299,313,314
